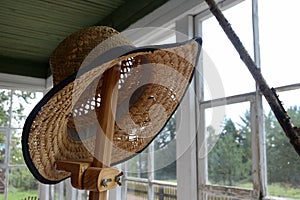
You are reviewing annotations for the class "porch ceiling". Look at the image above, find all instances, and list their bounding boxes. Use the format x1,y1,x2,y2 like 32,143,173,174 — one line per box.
0,0,168,78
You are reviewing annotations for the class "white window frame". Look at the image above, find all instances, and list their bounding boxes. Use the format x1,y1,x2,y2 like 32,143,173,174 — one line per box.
194,0,266,199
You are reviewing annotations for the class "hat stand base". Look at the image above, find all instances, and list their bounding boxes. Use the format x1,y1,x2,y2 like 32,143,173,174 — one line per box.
57,66,121,200
56,159,123,192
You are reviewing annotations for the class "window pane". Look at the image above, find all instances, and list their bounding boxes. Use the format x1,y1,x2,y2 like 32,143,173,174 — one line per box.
202,0,255,100
127,181,148,200
10,129,24,165
265,90,300,198
0,90,11,128
126,154,148,179
154,184,176,199
126,115,177,182
11,91,43,128
0,130,6,164
207,103,252,189
0,168,6,199
8,168,38,199
154,116,176,182
259,0,300,87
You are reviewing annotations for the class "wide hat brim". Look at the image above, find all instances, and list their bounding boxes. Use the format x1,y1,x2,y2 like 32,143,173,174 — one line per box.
22,30,202,184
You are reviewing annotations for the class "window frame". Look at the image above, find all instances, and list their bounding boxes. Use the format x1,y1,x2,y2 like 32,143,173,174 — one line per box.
194,0,266,198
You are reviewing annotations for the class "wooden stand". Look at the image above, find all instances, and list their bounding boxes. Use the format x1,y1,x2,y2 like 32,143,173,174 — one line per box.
56,66,121,200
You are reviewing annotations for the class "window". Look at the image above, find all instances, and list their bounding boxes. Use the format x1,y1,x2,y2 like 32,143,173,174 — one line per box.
202,0,255,99
123,33,178,199
0,89,42,200
258,0,300,198
196,0,300,199
264,89,300,199
259,0,300,87
206,103,252,189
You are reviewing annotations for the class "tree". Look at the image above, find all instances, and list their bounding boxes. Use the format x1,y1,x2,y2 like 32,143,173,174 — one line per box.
0,90,10,127
236,110,252,181
208,116,252,186
265,106,300,186
154,115,177,180
0,89,38,191
126,116,177,180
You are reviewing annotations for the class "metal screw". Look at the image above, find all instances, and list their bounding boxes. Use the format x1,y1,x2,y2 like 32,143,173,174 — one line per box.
115,172,124,186
101,178,112,187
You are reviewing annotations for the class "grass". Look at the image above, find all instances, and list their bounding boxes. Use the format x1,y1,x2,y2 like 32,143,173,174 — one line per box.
268,183,300,199
238,183,300,199
0,188,38,200
208,181,300,199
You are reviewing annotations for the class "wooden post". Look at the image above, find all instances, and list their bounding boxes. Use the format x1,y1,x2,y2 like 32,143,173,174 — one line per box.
89,66,120,200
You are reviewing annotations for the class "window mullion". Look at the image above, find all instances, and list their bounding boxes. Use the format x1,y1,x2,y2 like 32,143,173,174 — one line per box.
3,89,14,200
148,143,154,200
251,0,267,198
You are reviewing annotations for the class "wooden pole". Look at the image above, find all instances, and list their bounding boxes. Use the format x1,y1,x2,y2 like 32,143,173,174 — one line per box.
89,66,120,200
204,0,300,156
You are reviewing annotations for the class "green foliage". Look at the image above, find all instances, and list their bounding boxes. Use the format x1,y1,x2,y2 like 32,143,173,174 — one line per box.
154,115,176,149
267,183,300,199
10,168,38,190
0,90,10,127
0,189,38,200
0,90,36,127
127,115,177,181
208,106,300,196
266,106,300,186
154,115,176,180
0,89,38,192
208,117,252,186
127,153,148,179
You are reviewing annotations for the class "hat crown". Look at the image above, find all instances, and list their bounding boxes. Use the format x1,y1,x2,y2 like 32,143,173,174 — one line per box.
50,26,132,86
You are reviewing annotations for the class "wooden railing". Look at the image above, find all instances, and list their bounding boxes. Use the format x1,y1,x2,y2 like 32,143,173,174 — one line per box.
22,196,39,200
126,178,255,200
126,178,177,200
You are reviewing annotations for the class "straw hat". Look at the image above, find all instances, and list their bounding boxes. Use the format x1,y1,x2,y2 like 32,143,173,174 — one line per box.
22,26,202,184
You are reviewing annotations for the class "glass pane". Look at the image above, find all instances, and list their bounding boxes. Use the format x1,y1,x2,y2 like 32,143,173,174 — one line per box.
207,103,252,189
10,129,24,165
8,168,38,199
202,0,255,100
154,184,177,199
126,154,148,179
265,90,300,199
0,89,11,128
0,168,6,199
126,115,177,182
154,115,176,182
127,181,148,200
0,130,6,164
259,0,300,87
11,90,43,128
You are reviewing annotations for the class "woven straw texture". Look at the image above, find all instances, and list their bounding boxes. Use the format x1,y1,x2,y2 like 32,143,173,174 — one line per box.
50,26,132,86
23,26,201,183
